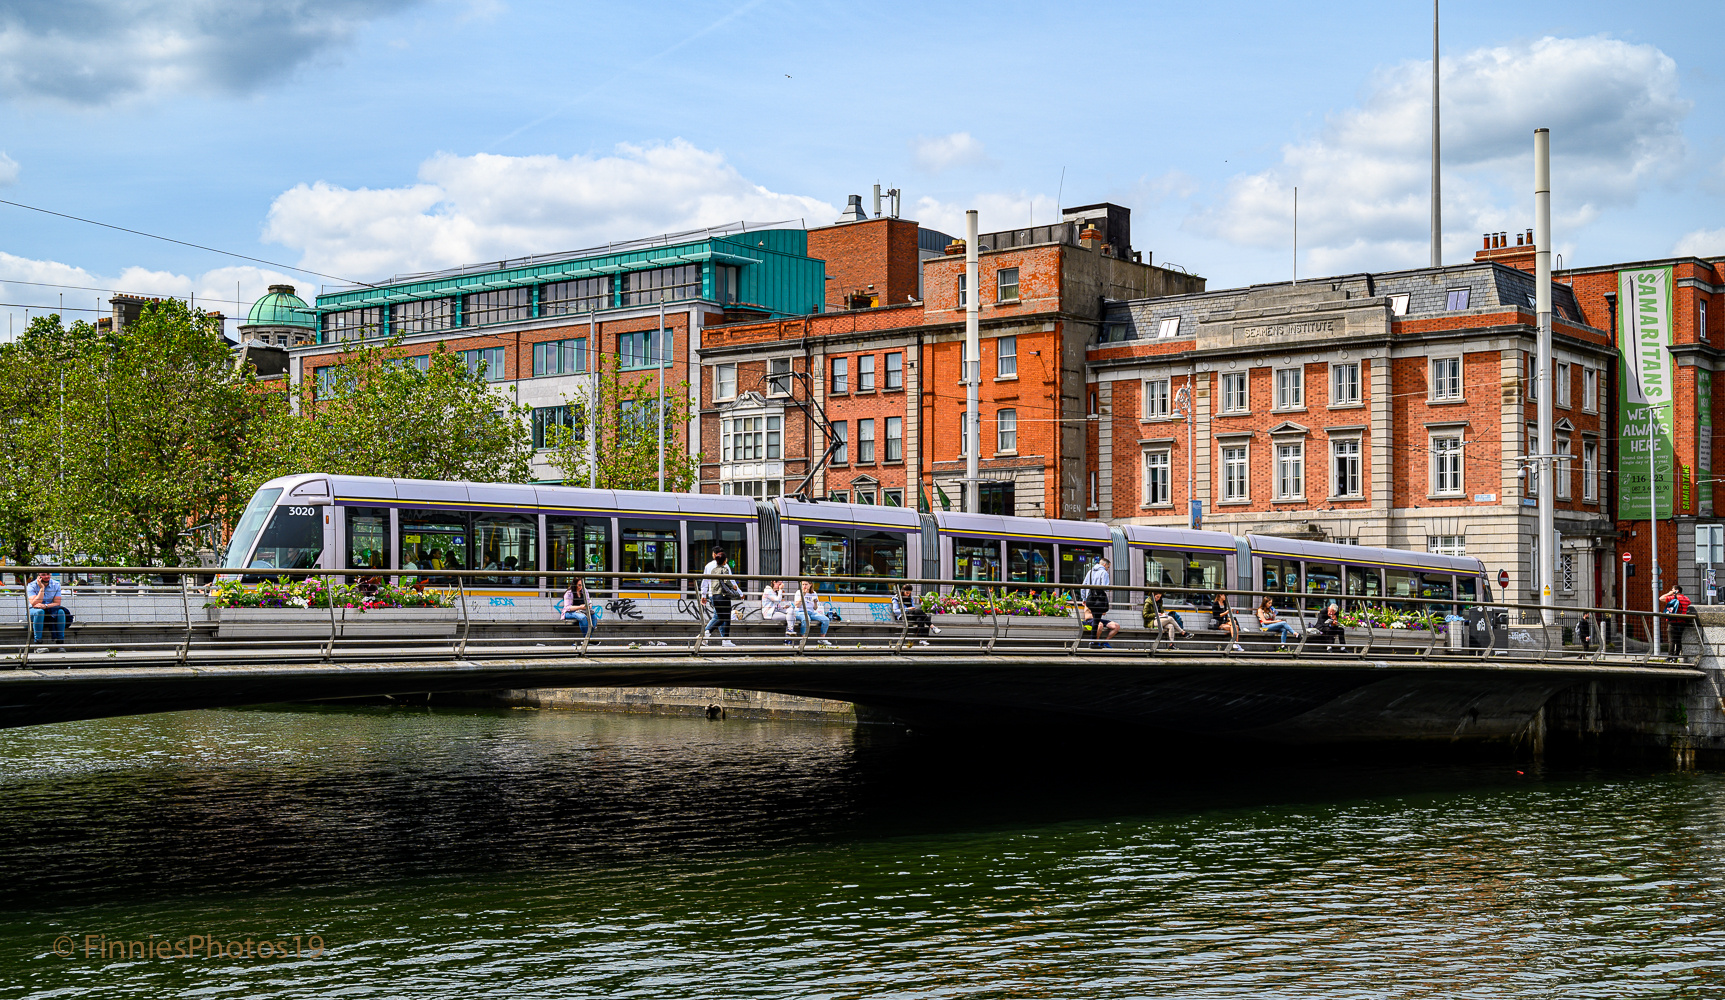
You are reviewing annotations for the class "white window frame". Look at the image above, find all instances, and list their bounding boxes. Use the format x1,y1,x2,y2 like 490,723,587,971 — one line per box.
1274,368,1304,410
1388,293,1410,316
1143,378,1171,417
830,357,848,394
1431,435,1463,495
1582,367,1598,412
858,354,876,392
997,336,1017,378
996,408,1017,454
1556,362,1571,408
885,352,903,390
1431,357,1462,400
1699,523,1725,564
1555,436,1572,499
857,418,875,464
1221,371,1248,413
1330,437,1362,498
1222,445,1249,502
1427,535,1466,557
1446,287,1471,311
1583,439,1599,502
1331,362,1361,406
1143,449,1171,506
1274,441,1305,500
885,415,903,462
1560,552,1575,593
714,363,737,401
996,267,1020,302
956,274,966,307
830,421,848,464
767,357,792,396
1525,426,1538,497
1525,355,1537,400
1157,317,1181,338
1701,299,1710,342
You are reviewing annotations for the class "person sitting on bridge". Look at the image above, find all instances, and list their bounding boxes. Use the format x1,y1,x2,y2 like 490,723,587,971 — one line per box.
761,580,796,644
1144,591,1191,642
1211,592,1245,652
1081,554,1119,648
1316,601,1346,651
26,570,69,652
795,581,833,645
1256,597,1299,648
559,578,595,638
892,584,937,645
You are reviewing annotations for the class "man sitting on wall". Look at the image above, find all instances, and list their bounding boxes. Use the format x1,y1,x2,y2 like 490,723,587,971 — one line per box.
27,571,70,652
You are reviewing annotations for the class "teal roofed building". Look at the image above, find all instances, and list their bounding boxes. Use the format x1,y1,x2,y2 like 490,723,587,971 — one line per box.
239,284,316,347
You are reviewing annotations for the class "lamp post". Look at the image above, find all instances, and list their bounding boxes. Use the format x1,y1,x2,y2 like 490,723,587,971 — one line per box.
1650,409,1661,657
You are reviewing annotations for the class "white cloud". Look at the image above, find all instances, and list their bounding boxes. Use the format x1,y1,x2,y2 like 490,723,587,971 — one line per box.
908,191,1061,241
0,250,303,341
0,0,420,106
0,152,17,185
1674,228,1725,259
263,140,836,280
1189,35,1690,274
911,132,991,174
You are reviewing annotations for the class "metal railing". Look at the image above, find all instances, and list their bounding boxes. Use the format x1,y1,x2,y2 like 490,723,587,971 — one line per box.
0,566,1704,672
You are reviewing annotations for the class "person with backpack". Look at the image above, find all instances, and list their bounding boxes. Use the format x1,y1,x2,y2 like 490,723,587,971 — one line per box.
1661,585,1693,655
1081,554,1120,648
701,547,739,647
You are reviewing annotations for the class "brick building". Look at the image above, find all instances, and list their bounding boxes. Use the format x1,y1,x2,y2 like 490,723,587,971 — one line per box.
696,203,1204,515
1087,251,1615,608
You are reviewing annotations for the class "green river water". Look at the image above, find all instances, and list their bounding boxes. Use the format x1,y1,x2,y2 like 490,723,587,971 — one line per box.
1,705,1723,998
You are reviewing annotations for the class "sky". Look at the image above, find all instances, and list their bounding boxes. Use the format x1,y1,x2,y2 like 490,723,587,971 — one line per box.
0,0,1721,339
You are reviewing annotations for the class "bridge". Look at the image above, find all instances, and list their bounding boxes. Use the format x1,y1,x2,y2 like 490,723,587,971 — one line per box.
1,569,1708,756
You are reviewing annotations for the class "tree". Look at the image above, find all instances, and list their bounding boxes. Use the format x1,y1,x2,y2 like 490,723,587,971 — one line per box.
542,351,698,491
0,315,87,572
268,338,533,483
55,301,285,566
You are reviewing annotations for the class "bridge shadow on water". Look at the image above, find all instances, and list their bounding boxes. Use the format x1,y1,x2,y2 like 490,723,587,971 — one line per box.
0,702,1601,914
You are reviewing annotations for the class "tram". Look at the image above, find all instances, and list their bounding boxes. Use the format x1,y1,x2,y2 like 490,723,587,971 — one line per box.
224,473,1488,614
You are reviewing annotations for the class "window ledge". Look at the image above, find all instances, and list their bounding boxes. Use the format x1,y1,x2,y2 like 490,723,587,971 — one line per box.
1271,497,1308,504
884,460,904,466
1140,503,1175,510
855,389,877,396
994,375,1019,383
1328,401,1365,410
1428,397,1467,405
1217,499,1252,506
1426,492,1467,500
1271,407,1308,414
1325,494,1367,502
1218,410,1253,418
996,297,1022,306
994,450,1018,458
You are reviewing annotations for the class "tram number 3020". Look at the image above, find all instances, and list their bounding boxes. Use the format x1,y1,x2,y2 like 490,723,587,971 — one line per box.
286,506,318,516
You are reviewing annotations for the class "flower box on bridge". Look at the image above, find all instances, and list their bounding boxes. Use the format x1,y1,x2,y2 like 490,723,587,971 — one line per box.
209,607,459,640
929,613,1085,644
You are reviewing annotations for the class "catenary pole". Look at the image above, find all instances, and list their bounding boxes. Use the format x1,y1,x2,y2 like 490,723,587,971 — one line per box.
588,309,597,489
1651,411,1661,657
1431,0,1442,267
658,300,666,492
1535,128,1555,624
965,210,980,513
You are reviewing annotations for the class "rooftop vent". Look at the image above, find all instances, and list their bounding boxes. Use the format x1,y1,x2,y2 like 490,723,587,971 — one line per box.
836,194,867,224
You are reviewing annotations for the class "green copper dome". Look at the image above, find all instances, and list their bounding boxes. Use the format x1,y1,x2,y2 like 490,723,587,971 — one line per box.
246,284,314,328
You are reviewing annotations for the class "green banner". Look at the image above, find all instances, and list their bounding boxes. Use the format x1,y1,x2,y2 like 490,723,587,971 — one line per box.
1618,266,1674,518
1701,369,1713,516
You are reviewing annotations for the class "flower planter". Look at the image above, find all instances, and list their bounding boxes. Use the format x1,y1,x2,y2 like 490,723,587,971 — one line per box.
1343,626,1440,651
210,607,458,640
928,613,1082,641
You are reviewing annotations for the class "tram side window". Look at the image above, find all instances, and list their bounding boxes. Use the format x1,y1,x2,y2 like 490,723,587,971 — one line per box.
225,487,282,569
1008,541,1053,585
346,507,388,572
474,514,536,586
620,519,679,590
1305,562,1342,597
1061,545,1106,591
953,537,1001,582
800,530,850,591
547,516,610,589
690,520,747,585
250,503,325,571
1145,550,1225,604
1346,566,1382,602
853,531,906,594
400,509,468,584
1457,577,1479,603
1417,572,1455,612
1384,569,1417,609
1262,559,1301,603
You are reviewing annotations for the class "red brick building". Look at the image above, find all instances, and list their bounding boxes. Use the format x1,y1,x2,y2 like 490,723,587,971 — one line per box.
696,204,1203,515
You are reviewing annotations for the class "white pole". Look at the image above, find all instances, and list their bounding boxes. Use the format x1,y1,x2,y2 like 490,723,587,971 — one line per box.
588,309,597,489
1535,128,1555,624
1292,187,1298,284
964,209,980,514
1651,411,1661,656
658,300,666,492
1431,0,1443,267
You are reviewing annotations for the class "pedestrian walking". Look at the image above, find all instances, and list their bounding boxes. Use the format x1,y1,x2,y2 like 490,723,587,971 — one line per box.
701,547,738,646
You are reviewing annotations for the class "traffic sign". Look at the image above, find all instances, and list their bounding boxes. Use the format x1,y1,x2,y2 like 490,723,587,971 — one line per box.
1497,569,1510,589
1622,552,1633,563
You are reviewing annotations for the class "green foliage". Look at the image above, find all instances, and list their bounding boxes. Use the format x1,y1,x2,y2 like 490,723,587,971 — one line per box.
919,587,1076,617
269,339,532,484
542,351,698,491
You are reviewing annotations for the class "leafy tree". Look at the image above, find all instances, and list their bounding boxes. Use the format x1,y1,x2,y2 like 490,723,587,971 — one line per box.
542,352,698,491
0,315,88,573
269,338,533,483
56,301,284,566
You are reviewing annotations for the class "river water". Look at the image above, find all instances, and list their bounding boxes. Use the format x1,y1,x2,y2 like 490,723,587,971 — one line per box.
2,706,1724,998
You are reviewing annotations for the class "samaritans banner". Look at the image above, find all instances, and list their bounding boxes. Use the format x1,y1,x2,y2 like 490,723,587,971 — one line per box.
1700,369,1714,516
1618,266,1675,518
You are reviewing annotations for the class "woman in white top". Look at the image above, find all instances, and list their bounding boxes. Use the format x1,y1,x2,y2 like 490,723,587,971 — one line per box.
760,580,795,641
795,581,832,644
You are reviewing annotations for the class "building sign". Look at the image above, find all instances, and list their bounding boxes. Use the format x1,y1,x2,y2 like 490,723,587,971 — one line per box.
1236,319,1339,343
1618,266,1674,518
1700,369,1713,516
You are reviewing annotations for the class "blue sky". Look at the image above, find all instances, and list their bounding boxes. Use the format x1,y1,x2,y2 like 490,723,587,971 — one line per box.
0,0,1720,337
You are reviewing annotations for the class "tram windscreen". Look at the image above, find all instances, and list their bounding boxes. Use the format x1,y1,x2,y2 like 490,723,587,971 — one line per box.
1143,550,1225,603
247,502,324,570
223,488,281,569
